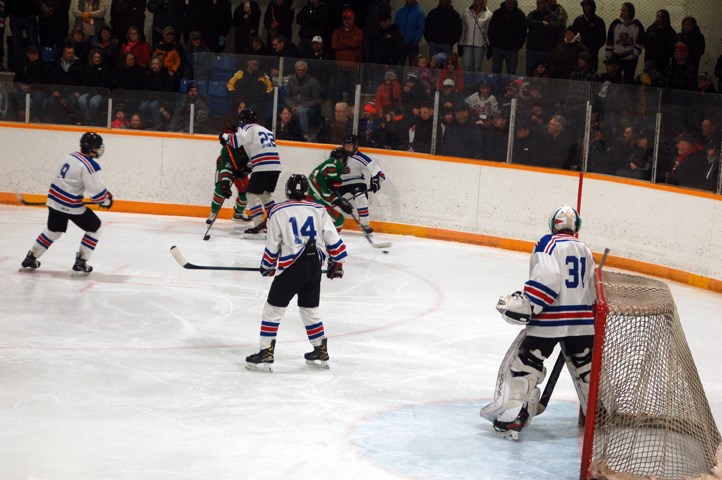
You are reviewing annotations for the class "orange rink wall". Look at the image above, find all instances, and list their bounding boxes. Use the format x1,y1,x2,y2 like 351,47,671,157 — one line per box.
1,122,721,294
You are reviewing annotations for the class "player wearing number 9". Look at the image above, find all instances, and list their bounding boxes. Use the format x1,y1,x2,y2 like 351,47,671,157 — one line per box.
245,174,348,372
482,204,596,438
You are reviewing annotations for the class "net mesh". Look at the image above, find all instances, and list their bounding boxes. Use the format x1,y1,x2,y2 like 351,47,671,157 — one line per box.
588,272,721,480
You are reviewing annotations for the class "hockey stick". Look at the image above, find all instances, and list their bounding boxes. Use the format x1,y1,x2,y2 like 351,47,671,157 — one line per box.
203,197,224,241
15,193,95,207
537,247,611,415
348,211,391,249
170,246,261,271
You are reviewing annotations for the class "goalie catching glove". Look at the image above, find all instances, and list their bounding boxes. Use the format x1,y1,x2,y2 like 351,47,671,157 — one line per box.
496,291,534,325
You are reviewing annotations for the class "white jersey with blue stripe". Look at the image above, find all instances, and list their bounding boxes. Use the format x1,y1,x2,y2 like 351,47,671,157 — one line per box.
340,150,384,187
227,123,281,173
522,233,596,338
46,151,110,215
261,200,348,275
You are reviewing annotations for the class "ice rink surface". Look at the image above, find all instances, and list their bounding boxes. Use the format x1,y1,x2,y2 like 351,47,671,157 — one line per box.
1,205,721,480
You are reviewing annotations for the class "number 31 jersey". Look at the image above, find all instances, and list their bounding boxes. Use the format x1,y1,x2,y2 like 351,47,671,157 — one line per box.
261,200,347,275
523,233,596,338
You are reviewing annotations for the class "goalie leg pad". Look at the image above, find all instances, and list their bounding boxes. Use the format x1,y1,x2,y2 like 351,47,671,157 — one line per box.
563,342,592,414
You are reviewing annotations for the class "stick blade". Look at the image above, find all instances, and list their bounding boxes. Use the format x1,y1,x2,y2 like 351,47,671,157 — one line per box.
169,245,189,268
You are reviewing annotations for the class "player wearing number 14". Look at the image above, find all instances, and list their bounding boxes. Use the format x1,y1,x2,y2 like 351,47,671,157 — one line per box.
245,174,348,372
481,205,596,439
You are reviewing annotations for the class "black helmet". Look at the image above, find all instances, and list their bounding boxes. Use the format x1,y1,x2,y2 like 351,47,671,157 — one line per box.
330,146,348,161
238,108,257,125
285,174,309,200
342,134,358,154
80,132,104,158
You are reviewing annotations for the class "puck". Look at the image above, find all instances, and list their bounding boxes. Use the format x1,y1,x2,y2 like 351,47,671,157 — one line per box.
203,235,210,241
382,250,389,254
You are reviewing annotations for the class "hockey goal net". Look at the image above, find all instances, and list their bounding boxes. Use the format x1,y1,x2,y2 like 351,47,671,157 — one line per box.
580,269,721,480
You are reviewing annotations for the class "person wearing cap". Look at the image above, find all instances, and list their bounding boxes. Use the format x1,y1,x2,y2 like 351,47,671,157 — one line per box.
263,0,294,47
525,0,562,77
394,0,426,66
604,2,644,84
439,101,482,159
152,25,183,77
232,1,261,55
676,16,705,75
666,132,707,190
643,9,675,74
183,31,210,79
296,0,329,58
331,8,362,104
375,70,401,115
439,78,462,111
359,102,381,147
368,13,404,66
572,0,605,71
696,72,717,94
458,0,491,73
72,0,107,43
303,35,333,97
436,52,464,93
549,25,588,79
663,41,697,91
147,0,184,48
424,0,462,59
570,51,595,81
8,44,53,121
488,0,527,75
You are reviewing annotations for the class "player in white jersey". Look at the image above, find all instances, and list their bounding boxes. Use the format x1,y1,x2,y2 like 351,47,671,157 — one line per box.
339,134,386,233
480,205,596,438
245,174,348,372
20,132,114,275
220,107,281,235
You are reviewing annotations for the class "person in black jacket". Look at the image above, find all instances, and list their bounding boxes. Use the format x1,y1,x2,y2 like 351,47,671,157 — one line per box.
263,0,294,48
676,16,705,76
6,0,39,71
488,0,527,75
232,1,261,55
110,0,145,42
296,0,328,58
192,0,231,53
369,13,404,67
439,101,481,159
571,0,605,72
9,45,54,121
643,9,675,74
78,48,111,126
46,44,87,124
147,0,184,47
35,0,72,58
424,0,462,59
139,54,175,130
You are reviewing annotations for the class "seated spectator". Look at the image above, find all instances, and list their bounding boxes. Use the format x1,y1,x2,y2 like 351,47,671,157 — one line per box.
429,52,447,70
436,52,464,93
128,112,145,130
120,25,151,67
702,120,720,191
139,55,175,130
321,101,353,145
412,54,435,96
113,51,146,90
401,73,431,116
696,72,717,94
439,101,481,159
285,59,322,140
634,60,664,87
374,70,402,115
665,132,708,189
375,104,411,150
663,41,697,91
409,102,434,153
78,48,111,126
168,82,210,133
538,114,578,169
531,60,551,78
439,106,455,139
358,101,381,148
570,52,596,81
276,105,305,141
550,26,589,80
46,45,86,125
152,26,183,80
94,25,120,67
439,78,463,112
110,105,129,128
269,34,300,58
68,26,92,63
245,34,268,56
615,128,652,180
9,45,54,122
183,31,210,79
481,113,511,162
465,80,499,125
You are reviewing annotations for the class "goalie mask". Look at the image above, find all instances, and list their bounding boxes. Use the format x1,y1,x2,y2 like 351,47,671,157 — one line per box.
285,174,309,200
549,205,581,234
80,132,104,158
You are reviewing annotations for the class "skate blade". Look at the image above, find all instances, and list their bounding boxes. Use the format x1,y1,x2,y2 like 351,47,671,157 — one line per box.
305,359,330,370
494,429,520,441
245,362,273,373
243,232,267,239
71,270,92,278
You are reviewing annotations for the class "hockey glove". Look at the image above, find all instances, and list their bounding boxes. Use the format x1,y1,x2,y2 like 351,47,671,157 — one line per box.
370,174,383,193
219,133,230,145
496,291,532,325
335,198,353,215
220,182,233,198
326,260,343,279
100,192,113,209
260,265,276,277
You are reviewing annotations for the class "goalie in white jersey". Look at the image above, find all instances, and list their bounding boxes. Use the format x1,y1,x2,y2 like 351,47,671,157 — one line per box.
20,132,114,275
339,134,385,233
480,205,596,439
245,174,348,372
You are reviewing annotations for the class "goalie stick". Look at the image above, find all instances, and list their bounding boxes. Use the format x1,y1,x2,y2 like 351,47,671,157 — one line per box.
170,246,329,273
16,193,95,207
536,247,611,416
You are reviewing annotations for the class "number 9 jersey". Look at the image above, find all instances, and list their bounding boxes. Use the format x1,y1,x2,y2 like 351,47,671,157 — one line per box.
522,233,596,338
261,199,347,275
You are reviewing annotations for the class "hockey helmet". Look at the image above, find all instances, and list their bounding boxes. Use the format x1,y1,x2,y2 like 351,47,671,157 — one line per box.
342,134,358,155
330,146,348,163
549,205,582,234
286,174,309,200
238,107,257,126
80,132,104,158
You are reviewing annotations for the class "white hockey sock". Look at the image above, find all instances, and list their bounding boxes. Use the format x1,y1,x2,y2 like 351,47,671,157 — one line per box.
31,229,63,258
260,303,285,349
300,307,324,346
78,226,102,261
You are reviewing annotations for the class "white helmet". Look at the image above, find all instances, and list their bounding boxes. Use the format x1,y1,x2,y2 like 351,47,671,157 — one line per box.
549,205,581,234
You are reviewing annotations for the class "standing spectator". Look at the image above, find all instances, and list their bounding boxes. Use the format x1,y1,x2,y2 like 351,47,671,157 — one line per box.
232,1,260,55
147,0,184,47
572,0,605,72
644,9,675,74
6,0,39,71
226,56,273,124
715,39,722,91
604,2,644,84
8,45,54,121
168,82,210,133
152,25,182,79
394,0,425,66
424,0,462,59
194,0,231,53
369,13,403,67
525,0,561,77
263,0,294,48
72,0,107,43
182,30,209,79
362,0,391,62
331,9,362,104
296,0,328,58
666,132,708,190
285,59,322,140
549,25,588,80
676,17,705,76
139,55,174,130
120,24,150,66
110,0,145,43
488,0,526,75
663,41,697,92
439,101,481,159
94,25,119,66
35,0,72,59
547,0,567,44
46,45,87,125
459,0,491,73
78,48,111,126
409,102,434,153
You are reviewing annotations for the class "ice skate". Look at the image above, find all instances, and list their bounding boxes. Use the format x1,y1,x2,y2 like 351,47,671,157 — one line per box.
71,252,93,277
21,251,41,270
360,224,373,235
205,211,218,225
304,338,330,369
492,407,529,441
243,220,267,238
245,340,275,373
232,210,251,222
